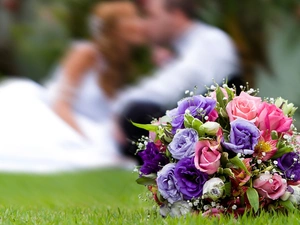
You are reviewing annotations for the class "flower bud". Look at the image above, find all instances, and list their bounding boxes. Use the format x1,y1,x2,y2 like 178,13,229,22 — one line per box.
275,97,297,117
202,178,225,201
201,122,220,136
280,189,292,201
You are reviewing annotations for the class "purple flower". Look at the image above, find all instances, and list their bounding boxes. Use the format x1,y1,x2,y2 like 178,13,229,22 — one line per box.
167,96,217,133
157,163,182,204
174,157,208,200
168,128,198,160
138,142,169,175
222,118,260,155
277,152,300,182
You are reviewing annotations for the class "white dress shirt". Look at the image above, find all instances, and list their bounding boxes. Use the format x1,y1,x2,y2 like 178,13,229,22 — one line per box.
114,22,240,112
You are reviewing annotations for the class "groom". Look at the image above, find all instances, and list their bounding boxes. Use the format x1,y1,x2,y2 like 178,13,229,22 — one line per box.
115,0,243,161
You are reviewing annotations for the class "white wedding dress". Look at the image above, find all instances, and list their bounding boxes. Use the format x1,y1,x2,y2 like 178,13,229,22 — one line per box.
0,43,134,173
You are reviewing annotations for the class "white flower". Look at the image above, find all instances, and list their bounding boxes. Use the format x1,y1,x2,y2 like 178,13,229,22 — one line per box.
201,122,220,136
202,178,225,201
159,204,171,218
170,201,192,217
275,97,297,117
160,201,192,218
288,185,300,205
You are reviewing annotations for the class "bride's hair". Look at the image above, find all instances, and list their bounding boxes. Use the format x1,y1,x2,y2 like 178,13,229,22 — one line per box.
92,1,139,98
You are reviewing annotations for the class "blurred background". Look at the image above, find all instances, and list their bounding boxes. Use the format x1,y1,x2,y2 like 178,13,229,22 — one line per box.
0,0,300,125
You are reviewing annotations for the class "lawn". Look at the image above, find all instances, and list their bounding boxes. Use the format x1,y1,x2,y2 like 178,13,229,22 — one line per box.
0,169,299,224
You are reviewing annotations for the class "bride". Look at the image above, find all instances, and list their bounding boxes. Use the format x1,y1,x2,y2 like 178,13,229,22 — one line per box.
0,1,146,172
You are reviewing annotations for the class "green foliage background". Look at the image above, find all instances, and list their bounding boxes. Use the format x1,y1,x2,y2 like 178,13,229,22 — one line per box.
10,0,153,82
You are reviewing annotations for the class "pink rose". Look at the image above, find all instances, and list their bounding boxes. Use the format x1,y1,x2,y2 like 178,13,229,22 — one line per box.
226,92,262,122
194,140,221,175
253,173,287,200
256,102,293,133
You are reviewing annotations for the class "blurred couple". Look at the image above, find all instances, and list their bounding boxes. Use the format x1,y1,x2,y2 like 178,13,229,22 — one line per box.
0,0,241,172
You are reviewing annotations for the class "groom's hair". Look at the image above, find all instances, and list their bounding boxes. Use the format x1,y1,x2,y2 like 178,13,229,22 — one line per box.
163,0,199,19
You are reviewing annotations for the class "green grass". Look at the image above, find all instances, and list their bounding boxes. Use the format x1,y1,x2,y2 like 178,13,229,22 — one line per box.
0,169,298,224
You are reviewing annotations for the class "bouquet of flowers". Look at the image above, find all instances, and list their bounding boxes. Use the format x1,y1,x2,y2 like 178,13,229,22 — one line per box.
133,84,300,217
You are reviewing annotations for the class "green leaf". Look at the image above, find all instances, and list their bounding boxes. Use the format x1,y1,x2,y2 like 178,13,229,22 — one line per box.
131,121,158,132
193,122,204,136
279,200,296,211
192,119,203,131
229,156,251,176
217,167,224,174
165,149,172,158
184,112,203,135
216,86,226,109
218,167,234,177
246,187,259,213
156,191,166,203
220,152,230,167
223,168,235,177
271,131,279,140
219,108,228,118
184,113,194,128
272,142,293,159
225,86,235,102
136,174,157,186
224,182,232,197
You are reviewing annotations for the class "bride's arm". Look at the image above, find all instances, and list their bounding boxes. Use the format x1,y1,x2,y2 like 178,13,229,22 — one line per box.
52,45,97,137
